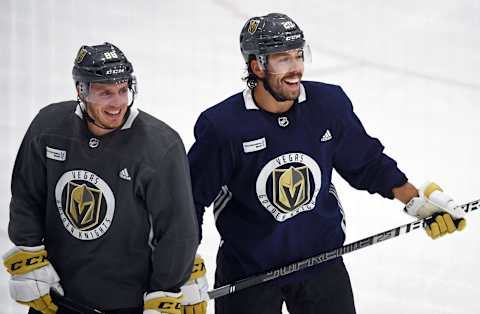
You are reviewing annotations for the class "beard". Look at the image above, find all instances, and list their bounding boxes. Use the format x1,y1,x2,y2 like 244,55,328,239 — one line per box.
262,71,302,102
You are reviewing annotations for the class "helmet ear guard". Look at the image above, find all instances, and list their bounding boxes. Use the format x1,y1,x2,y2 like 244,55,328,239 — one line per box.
76,81,89,99
129,75,138,95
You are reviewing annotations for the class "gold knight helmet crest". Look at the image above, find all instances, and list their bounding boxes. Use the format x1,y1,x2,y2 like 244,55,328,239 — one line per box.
248,19,260,34
273,166,311,213
67,182,102,230
75,47,88,64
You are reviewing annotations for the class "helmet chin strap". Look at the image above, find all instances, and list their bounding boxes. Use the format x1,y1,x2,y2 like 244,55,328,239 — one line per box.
77,97,116,130
77,95,134,131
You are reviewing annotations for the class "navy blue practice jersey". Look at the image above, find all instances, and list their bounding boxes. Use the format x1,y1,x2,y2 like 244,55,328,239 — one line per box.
188,81,407,285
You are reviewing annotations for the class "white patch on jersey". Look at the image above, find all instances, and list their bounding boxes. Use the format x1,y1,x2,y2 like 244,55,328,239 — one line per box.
243,137,267,153
55,170,115,240
46,146,67,161
256,153,321,222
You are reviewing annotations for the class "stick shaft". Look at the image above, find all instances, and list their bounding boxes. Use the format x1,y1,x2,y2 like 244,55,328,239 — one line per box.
50,288,105,314
208,199,480,300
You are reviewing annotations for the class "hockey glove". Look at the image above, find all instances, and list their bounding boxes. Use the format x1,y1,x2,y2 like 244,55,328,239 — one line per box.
144,291,183,314
404,182,466,239
180,255,208,314
3,245,63,314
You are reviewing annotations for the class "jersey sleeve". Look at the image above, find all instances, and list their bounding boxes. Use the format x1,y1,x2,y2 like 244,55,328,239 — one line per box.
146,138,199,292
332,89,408,199
8,118,47,247
187,113,235,241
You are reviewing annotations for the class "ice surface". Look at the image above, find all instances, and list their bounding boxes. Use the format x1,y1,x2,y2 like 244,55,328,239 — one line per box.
0,0,479,313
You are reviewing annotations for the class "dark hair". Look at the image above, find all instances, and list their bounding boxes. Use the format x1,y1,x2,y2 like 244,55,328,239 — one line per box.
242,55,258,89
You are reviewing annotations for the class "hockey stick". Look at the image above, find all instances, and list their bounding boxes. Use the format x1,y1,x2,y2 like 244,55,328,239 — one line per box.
207,198,480,300
50,288,105,314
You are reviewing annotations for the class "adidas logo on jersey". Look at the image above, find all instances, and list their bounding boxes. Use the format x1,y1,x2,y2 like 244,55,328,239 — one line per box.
119,168,132,181
321,129,332,142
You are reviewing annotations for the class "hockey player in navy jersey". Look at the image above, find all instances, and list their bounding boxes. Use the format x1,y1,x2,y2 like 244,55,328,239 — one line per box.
188,13,467,314
3,43,208,314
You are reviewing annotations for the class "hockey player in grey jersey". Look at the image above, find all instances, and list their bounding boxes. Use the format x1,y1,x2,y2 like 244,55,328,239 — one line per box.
3,43,207,314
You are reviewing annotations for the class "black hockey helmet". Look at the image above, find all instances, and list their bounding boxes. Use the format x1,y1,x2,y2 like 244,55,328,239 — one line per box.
240,13,305,63
72,42,136,96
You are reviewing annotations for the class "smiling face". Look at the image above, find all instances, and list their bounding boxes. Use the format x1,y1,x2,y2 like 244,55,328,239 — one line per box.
250,48,305,112
263,48,305,101
81,81,130,136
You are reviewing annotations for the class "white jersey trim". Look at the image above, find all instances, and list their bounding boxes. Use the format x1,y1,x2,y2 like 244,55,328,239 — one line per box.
242,83,306,110
121,107,139,130
75,103,84,119
147,213,156,251
213,185,232,222
329,183,346,233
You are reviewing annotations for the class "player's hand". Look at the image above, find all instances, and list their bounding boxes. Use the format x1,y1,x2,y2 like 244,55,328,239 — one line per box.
404,182,466,239
144,291,183,314
3,245,63,314
180,255,208,314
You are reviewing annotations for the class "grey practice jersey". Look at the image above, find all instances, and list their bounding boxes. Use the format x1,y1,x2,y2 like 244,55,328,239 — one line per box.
9,101,198,309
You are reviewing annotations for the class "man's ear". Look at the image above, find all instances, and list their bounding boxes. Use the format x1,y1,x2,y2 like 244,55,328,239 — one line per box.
250,59,265,79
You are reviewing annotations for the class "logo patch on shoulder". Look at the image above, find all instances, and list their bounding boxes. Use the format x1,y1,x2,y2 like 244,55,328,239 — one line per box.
243,137,267,153
55,170,115,240
46,146,67,161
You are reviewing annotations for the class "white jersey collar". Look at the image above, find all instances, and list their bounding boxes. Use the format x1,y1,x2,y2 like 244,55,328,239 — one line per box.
242,83,306,110
74,102,139,130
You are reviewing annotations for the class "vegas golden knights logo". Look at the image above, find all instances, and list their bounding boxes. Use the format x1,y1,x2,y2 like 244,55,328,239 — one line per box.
56,170,114,240
66,182,102,230
248,19,260,34
75,47,88,64
257,153,321,222
272,166,310,213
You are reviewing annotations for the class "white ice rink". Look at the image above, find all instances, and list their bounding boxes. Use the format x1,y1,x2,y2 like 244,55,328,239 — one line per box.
1,0,479,313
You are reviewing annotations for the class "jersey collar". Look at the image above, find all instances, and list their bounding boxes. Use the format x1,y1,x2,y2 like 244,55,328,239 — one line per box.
242,83,306,110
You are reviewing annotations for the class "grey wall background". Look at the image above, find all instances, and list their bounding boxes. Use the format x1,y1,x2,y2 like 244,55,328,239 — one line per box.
0,0,479,313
